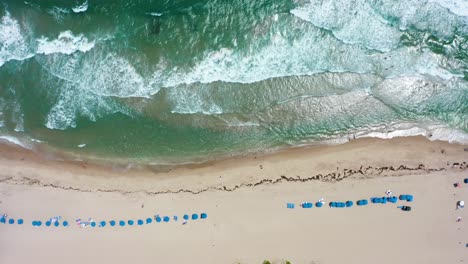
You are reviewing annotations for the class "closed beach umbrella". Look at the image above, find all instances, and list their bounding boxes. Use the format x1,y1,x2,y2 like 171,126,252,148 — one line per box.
54,221,59,227
346,201,353,207
156,216,162,222
18,219,23,225
100,221,106,227
110,220,116,226
201,213,207,219
137,220,144,225
46,221,51,227
128,220,134,226
192,214,199,220
163,216,170,222
8,219,14,224
63,221,69,227
146,218,152,224
183,214,189,220
119,220,125,226
315,202,323,207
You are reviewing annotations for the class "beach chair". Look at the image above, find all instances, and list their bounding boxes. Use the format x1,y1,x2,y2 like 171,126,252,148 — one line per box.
287,203,295,209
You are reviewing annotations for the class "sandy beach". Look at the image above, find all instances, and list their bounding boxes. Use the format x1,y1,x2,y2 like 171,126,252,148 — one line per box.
0,136,467,264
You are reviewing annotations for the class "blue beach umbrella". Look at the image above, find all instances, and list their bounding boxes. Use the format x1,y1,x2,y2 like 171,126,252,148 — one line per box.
464,178,468,184
54,221,59,227
406,195,414,202
315,202,323,207
191,214,199,220
155,216,161,222
91,222,96,227
31,221,36,226
146,218,152,224
183,214,189,220
346,201,353,207
0,218,5,224
100,221,106,227
137,220,144,225
163,216,170,222
63,221,68,227
357,199,368,206
37,221,42,226
128,220,134,226
201,213,207,219
45,221,51,227
399,195,408,201
18,219,23,225
110,220,116,226
8,219,14,224
119,220,125,226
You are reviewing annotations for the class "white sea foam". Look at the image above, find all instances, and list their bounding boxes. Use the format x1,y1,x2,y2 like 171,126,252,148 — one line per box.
429,0,468,17
148,12,162,17
72,0,88,13
290,0,401,52
37,31,95,55
0,135,31,149
355,122,468,145
0,11,33,67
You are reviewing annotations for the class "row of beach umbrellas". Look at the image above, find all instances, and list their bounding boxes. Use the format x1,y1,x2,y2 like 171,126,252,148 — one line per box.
292,194,414,209
2,213,207,227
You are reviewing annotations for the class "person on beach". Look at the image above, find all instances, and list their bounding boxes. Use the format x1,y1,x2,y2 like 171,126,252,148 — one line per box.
457,201,465,210
457,216,462,222
385,190,392,196
318,198,324,204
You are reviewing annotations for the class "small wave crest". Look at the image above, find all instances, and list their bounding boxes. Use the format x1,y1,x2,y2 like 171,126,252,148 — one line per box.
37,31,95,55
72,0,89,13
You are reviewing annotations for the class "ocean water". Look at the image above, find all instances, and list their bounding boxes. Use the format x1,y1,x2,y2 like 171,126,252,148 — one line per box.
0,0,467,164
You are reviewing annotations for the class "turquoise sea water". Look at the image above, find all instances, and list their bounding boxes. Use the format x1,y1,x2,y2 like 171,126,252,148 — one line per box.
0,0,467,164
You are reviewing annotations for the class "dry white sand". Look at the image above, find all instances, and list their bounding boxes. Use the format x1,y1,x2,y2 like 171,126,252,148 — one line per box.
0,136,467,264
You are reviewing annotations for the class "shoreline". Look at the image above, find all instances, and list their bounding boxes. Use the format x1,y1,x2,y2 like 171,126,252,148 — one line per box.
0,136,466,194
